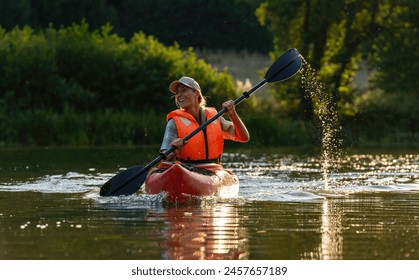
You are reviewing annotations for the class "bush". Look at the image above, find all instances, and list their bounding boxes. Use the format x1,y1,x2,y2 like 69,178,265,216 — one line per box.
0,107,167,146
242,114,318,147
342,91,419,146
0,22,237,114
0,26,61,111
0,22,243,146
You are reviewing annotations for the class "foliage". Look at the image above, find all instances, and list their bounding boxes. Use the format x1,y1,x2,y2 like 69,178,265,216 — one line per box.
0,105,321,147
0,0,272,53
367,0,419,97
256,0,419,121
0,22,243,146
241,114,318,147
0,22,237,115
0,25,59,111
253,0,418,147
343,90,419,146
0,107,166,146
1,1,417,147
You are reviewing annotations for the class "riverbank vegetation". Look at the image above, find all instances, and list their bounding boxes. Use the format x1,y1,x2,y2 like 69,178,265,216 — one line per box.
0,0,417,147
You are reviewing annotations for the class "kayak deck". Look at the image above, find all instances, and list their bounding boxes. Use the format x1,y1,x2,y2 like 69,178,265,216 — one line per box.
144,161,239,201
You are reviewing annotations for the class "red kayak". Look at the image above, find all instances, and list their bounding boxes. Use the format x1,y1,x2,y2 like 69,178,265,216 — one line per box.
144,161,239,202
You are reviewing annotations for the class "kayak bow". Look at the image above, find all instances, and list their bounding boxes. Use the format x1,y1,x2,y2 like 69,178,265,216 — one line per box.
144,161,239,201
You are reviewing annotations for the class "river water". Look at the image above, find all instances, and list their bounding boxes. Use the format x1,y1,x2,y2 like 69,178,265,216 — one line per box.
0,146,418,260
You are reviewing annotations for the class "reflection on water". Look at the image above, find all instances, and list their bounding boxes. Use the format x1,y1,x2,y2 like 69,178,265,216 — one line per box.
158,204,248,260
0,147,418,259
316,200,344,260
92,196,249,260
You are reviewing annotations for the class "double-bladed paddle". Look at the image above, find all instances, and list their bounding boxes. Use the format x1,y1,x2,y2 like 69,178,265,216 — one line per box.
100,48,303,196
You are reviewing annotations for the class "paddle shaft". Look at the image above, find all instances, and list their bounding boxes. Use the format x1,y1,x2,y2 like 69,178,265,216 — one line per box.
172,51,298,148
109,78,269,195
170,51,298,153
104,49,302,195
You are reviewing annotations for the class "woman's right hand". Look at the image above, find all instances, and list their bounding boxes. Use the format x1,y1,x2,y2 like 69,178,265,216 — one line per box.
170,138,187,152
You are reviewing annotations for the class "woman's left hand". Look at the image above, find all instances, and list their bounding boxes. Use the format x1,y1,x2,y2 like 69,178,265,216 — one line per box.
222,100,236,115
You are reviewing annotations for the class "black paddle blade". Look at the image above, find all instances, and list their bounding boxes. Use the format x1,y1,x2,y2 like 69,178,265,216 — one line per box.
100,166,147,196
265,48,302,83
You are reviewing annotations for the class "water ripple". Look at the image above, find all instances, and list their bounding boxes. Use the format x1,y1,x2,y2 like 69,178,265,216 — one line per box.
1,152,418,202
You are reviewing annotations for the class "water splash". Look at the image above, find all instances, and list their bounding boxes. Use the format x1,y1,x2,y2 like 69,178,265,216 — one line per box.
300,59,342,188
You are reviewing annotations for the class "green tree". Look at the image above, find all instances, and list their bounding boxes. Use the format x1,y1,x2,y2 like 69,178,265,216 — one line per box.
256,0,418,145
0,0,31,29
0,22,237,114
367,0,419,97
28,0,118,30
359,0,419,138
255,0,416,119
0,25,60,111
1,0,272,53
0,22,239,145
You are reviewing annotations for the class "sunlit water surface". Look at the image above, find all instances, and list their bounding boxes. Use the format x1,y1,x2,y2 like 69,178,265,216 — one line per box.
0,147,418,259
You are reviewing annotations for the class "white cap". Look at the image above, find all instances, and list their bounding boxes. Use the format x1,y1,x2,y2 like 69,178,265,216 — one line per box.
169,76,201,93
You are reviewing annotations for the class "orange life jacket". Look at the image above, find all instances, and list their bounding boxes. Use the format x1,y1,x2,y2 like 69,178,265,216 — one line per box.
167,107,224,163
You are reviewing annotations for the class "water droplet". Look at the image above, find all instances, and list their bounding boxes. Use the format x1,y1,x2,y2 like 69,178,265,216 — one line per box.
300,59,342,188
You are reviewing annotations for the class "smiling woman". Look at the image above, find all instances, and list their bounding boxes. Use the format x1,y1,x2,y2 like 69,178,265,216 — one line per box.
138,76,251,201
99,49,303,198
162,76,250,163
171,76,206,108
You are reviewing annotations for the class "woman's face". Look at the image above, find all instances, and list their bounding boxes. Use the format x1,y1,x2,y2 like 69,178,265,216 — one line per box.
174,85,198,109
